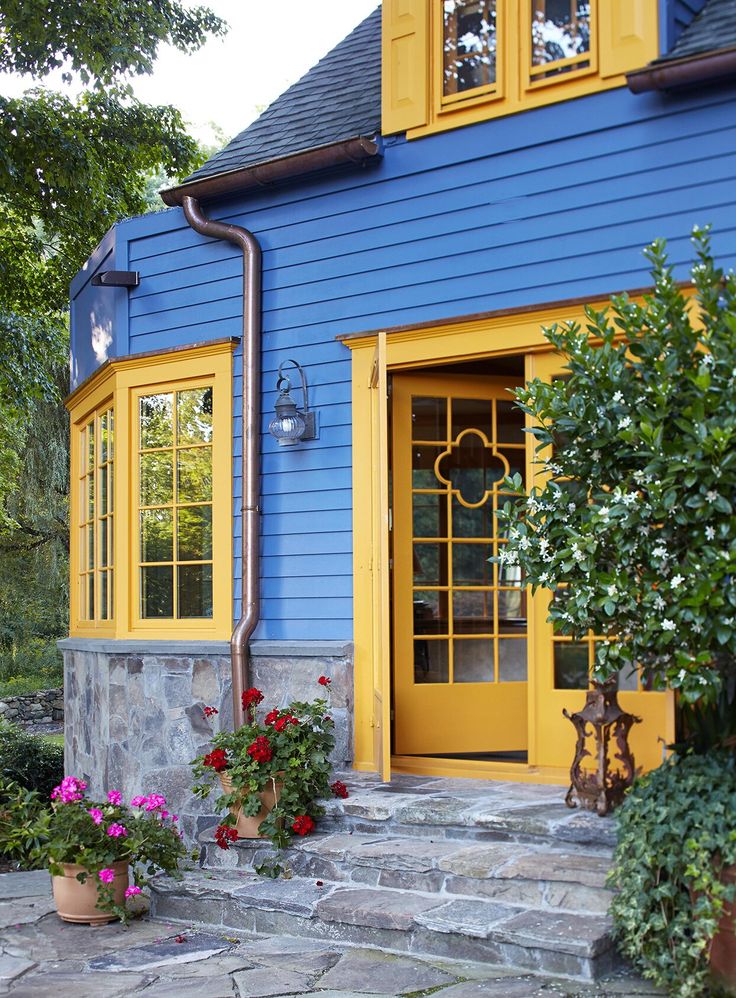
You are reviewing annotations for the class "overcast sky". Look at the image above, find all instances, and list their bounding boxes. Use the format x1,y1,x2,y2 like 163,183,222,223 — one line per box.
4,1,379,146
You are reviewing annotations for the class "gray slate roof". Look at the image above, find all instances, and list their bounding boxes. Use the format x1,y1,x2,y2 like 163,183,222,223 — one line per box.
662,0,736,60
186,6,381,183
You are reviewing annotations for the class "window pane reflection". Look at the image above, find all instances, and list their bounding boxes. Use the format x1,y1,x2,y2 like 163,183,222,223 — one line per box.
178,564,213,618
531,0,590,75
454,638,493,682
443,0,497,97
415,639,449,683
554,641,589,689
412,396,446,440
141,565,173,618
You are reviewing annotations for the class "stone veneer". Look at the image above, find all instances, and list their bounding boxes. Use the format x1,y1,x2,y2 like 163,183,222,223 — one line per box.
57,638,353,845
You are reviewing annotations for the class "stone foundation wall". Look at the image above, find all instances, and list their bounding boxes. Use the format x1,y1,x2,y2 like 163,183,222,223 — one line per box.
58,638,353,844
0,688,64,726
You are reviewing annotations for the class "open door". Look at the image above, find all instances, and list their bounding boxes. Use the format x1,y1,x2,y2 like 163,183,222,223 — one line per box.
370,332,391,781
392,372,528,759
528,351,674,773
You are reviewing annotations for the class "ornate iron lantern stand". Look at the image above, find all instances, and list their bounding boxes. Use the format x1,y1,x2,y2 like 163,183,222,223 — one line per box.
563,678,641,816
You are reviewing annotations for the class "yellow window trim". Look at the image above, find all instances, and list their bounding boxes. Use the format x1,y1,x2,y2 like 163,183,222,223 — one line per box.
381,0,658,140
343,288,690,774
66,340,235,641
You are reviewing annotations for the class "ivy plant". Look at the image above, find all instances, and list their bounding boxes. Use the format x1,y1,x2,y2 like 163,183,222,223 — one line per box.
609,751,736,996
499,227,736,716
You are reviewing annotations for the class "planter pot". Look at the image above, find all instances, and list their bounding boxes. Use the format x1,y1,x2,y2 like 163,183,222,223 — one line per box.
51,861,128,926
219,773,282,839
710,863,736,994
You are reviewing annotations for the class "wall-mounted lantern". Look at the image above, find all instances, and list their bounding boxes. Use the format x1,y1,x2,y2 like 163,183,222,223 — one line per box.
563,677,641,816
268,359,317,447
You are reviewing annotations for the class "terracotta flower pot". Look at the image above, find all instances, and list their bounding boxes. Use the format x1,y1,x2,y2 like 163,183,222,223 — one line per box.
51,861,128,925
219,773,282,839
710,863,736,994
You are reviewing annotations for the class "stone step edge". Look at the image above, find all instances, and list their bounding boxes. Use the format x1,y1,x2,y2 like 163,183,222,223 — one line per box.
198,829,614,894
150,871,615,961
319,812,617,848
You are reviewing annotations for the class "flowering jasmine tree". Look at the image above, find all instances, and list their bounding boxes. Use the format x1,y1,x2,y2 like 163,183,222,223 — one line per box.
500,228,736,709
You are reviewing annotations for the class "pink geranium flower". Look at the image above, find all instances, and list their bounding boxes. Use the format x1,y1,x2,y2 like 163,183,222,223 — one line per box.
107,790,122,805
124,885,142,898
145,794,166,811
50,776,87,804
130,795,147,807
87,808,103,825
98,868,116,884
106,823,127,838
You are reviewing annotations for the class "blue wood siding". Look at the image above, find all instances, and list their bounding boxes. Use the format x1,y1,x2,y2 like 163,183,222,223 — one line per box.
71,82,736,640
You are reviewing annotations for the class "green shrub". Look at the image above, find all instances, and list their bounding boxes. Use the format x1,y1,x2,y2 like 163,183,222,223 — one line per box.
610,752,736,997
0,722,63,798
0,638,63,694
0,779,46,868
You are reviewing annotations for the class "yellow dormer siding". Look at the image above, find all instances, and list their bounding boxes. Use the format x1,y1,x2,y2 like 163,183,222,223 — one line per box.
382,0,658,137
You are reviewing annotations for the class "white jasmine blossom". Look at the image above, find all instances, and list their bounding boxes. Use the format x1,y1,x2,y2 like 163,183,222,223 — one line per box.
705,526,715,540
677,668,687,681
654,595,666,610
592,449,601,461
612,391,623,403
706,490,718,503
652,545,668,560
607,585,617,597
618,416,632,430
519,536,530,551
662,619,676,631
622,492,638,506
670,574,685,588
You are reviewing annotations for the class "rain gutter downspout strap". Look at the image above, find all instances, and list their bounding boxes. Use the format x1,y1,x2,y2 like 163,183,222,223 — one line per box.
181,195,261,729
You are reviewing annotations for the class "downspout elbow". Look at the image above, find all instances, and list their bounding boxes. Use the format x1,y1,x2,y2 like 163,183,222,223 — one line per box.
181,195,262,729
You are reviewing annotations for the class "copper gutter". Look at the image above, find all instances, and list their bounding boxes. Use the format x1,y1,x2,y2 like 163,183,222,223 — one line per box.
181,195,261,730
162,137,380,207
627,46,736,93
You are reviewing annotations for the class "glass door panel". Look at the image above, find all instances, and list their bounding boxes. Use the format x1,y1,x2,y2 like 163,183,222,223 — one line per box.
393,373,529,756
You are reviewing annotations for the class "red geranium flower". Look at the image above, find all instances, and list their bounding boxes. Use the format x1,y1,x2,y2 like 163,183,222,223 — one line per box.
242,687,264,711
203,748,228,772
214,824,238,850
330,780,349,799
274,713,299,732
264,708,279,726
247,735,272,764
292,814,315,836
203,706,218,718
318,676,331,687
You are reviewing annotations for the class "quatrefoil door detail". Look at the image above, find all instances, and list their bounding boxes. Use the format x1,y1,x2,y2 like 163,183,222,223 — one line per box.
434,428,509,508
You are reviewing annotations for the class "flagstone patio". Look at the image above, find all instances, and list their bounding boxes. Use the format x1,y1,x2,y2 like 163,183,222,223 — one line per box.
0,869,663,997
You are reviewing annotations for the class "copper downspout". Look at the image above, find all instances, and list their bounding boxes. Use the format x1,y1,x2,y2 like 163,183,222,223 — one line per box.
181,195,261,730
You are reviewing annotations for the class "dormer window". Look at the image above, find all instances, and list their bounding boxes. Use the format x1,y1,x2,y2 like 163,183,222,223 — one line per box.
530,1,591,81
442,1,498,100
382,0,658,139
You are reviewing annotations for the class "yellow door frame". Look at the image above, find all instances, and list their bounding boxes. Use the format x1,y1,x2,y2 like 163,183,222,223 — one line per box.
342,295,679,781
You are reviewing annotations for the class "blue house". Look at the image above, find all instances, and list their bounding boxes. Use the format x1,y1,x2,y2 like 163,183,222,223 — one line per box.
62,0,736,837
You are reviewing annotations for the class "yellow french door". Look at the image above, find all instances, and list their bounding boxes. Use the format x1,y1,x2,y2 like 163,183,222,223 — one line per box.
529,351,674,773
392,373,529,756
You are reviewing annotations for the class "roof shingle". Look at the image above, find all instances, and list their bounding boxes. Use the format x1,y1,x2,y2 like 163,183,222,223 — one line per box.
660,0,736,61
186,6,381,183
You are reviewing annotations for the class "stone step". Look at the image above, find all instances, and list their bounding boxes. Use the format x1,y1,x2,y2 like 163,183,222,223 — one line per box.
200,830,614,915
313,774,618,850
150,869,618,982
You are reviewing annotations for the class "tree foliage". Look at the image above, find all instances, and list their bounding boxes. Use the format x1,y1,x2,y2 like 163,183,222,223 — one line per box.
500,228,736,707
0,0,226,660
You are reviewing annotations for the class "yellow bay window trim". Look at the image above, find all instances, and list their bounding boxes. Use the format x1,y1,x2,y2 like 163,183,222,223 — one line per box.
382,0,658,139
67,340,234,640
